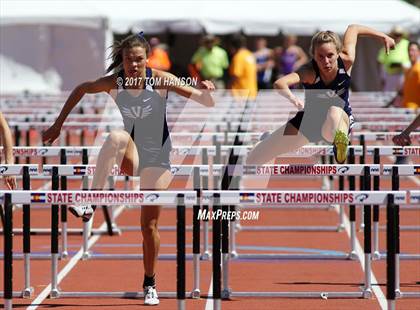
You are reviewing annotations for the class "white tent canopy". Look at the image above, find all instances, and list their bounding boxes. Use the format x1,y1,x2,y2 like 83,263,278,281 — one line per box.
1,0,419,93
2,0,419,35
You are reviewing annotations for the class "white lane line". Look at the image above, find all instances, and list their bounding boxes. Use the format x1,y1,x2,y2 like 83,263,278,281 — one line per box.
204,277,213,310
26,205,125,310
335,205,387,310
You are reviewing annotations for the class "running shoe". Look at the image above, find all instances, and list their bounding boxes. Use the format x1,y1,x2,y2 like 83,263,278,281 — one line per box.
333,129,349,164
144,286,159,306
68,205,94,222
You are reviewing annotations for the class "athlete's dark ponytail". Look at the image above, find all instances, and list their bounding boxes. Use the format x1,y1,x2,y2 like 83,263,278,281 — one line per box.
106,32,151,73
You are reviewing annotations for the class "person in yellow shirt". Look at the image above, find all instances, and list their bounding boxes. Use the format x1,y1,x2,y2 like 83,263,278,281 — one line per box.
228,34,258,100
377,26,410,91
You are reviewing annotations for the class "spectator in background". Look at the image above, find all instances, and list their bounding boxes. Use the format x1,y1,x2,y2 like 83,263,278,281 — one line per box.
228,34,258,100
147,37,171,71
191,34,229,88
388,41,419,165
0,112,16,189
377,26,410,91
389,41,420,110
254,38,274,89
274,34,308,80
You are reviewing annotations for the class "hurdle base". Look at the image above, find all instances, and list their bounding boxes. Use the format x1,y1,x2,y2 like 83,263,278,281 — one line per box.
191,289,200,299
230,251,238,259
348,251,358,261
0,291,26,298
362,288,372,299
61,251,69,259
22,287,34,298
233,253,350,260
400,291,420,298
376,253,420,260
201,252,212,260
221,288,232,300
372,251,381,261
50,289,61,299
395,289,401,298
228,291,364,298
57,291,186,298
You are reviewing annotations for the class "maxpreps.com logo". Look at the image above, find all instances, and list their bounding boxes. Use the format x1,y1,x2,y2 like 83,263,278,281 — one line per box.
171,166,181,175
355,194,369,203
38,148,48,156
0,166,8,174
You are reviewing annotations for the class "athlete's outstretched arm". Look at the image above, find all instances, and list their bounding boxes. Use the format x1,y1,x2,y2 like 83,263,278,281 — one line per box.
155,70,215,107
341,24,395,72
42,75,115,145
0,112,16,189
273,63,314,110
393,114,420,146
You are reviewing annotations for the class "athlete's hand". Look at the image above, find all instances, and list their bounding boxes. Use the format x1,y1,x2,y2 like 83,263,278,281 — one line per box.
199,80,216,91
392,132,411,146
42,122,61,146
290,95,304,110
383,35,396,55
3,175,17,190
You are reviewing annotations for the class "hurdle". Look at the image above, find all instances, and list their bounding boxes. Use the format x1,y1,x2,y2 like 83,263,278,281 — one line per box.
204,189,407,300
1,189,196,310
0,165,38,298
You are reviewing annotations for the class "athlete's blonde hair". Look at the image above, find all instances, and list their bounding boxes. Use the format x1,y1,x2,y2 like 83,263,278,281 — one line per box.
309,31,342,57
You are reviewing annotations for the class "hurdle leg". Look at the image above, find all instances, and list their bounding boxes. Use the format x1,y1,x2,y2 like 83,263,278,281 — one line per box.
22,166,34,297
363,167,372,298
202,205,211,260
176,194,186,310
212,196,221,310
191,167,201,299
338,176,345,231
4,193,13,310
82,216,94,259
221,205,231,299
349,205,357,260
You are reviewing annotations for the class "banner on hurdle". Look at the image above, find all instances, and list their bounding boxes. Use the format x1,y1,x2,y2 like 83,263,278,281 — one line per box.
0,190,197,205
0,164,38,175
236,164,380,176
366,146,420,156
43,165,126,176
382,165,420,176
223,145,364,157
202,190,407,205
410,191,420,204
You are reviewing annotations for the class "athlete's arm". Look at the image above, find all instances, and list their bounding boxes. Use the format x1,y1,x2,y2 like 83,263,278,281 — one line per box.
154,70,215,107
341,24,395,73
273,62,315,110
0,112,17,189
393,114,420,146
42,75,116,144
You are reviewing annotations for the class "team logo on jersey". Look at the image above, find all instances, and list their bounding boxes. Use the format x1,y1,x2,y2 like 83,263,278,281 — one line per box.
121,105,152,119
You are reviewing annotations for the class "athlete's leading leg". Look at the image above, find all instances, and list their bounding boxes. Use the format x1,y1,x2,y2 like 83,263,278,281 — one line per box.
246,121,310,165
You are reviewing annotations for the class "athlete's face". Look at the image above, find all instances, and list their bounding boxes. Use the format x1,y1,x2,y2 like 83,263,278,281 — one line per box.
314,43,339,74
123,46,147,78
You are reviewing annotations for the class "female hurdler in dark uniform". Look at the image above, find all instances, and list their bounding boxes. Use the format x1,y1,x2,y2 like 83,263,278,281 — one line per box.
247,25,395,165
43,33,215,306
